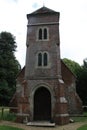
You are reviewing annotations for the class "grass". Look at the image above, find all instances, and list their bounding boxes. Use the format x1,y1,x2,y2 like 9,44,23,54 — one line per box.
0,125,24,130
0,107,87,130
70,112,87,122
77,124,87,130
71,116,87,122
0,108,16,121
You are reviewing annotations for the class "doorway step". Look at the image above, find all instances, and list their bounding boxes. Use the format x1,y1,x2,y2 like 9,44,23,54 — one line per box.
26,121,55,127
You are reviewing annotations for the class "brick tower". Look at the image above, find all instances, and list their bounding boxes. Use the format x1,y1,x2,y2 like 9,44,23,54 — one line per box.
24,6,69,125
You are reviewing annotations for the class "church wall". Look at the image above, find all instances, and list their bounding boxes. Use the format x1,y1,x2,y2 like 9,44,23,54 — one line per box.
25,23,60,79
61,61,82,114
25,78,69,124
27,14,59,25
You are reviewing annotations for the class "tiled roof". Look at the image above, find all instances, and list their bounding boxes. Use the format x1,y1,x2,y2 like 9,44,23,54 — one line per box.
27,6,58,17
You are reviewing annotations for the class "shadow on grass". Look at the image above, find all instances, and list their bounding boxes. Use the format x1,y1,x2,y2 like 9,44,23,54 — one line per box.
0,125,24,130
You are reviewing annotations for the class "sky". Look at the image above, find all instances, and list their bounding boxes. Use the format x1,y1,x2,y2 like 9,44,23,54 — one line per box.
0,0,87,67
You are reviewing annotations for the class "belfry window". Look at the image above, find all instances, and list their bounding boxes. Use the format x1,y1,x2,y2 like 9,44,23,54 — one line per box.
38,28,42,40
38,27,48,40
38,53,42,66
43,53,48,66
44,28,47,39
37,52,48,67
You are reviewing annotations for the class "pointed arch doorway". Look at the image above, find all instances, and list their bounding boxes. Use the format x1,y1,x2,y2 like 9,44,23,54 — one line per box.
34,87,51,121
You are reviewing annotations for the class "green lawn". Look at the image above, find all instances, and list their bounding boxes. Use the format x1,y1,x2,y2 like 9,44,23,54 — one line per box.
71,116,87,122
71,112,87,122
0,108,16,121
0,125,24,130
77,124,87,130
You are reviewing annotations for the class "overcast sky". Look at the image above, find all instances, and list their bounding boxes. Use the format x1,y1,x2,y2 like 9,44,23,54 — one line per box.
0,0,87,67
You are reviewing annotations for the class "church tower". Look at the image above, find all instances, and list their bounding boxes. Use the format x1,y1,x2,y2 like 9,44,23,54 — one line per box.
25,6,69,125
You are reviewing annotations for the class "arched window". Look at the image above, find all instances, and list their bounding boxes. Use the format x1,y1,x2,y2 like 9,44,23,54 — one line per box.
38,53,42,66
37,27,48,40
37,52,48,67
38,29,42,40
43,52,48,66
44,28,47,39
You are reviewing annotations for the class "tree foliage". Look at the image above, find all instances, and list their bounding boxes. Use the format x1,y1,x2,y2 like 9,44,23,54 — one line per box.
76,59,87,105
63,58,82,77
0,31,21,106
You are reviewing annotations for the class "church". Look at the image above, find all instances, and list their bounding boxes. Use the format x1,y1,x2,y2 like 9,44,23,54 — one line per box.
10,6,82,125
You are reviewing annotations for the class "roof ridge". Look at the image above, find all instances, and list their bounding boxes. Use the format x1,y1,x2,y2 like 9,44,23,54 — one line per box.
27,6,58,16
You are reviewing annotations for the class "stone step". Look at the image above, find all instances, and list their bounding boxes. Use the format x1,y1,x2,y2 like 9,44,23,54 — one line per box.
26,121,55,127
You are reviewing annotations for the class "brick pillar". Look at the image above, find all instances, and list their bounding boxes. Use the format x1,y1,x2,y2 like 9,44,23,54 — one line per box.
54,79,69,125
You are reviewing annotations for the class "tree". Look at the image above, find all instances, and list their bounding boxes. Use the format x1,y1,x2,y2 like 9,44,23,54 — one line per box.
0,31,21,106
62,58,82,77
83,58,87,68
76,58,87,105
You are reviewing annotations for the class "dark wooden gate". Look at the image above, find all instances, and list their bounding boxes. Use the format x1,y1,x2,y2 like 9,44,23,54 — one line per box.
34,87,51,120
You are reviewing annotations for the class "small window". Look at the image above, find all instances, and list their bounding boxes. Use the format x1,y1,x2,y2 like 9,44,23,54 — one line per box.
38,53,42,66
43,53,48,66
38,29,42,40
37,27,48,41
44,28,47,39
37,52,48,67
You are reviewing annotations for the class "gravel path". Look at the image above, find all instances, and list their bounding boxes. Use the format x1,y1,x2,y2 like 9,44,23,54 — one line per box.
0,121,87,130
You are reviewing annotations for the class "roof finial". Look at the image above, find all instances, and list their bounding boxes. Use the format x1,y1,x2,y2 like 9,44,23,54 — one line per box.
43,1,45,7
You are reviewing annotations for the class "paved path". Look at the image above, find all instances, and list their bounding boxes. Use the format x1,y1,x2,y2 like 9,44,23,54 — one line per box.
0,121,87,130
